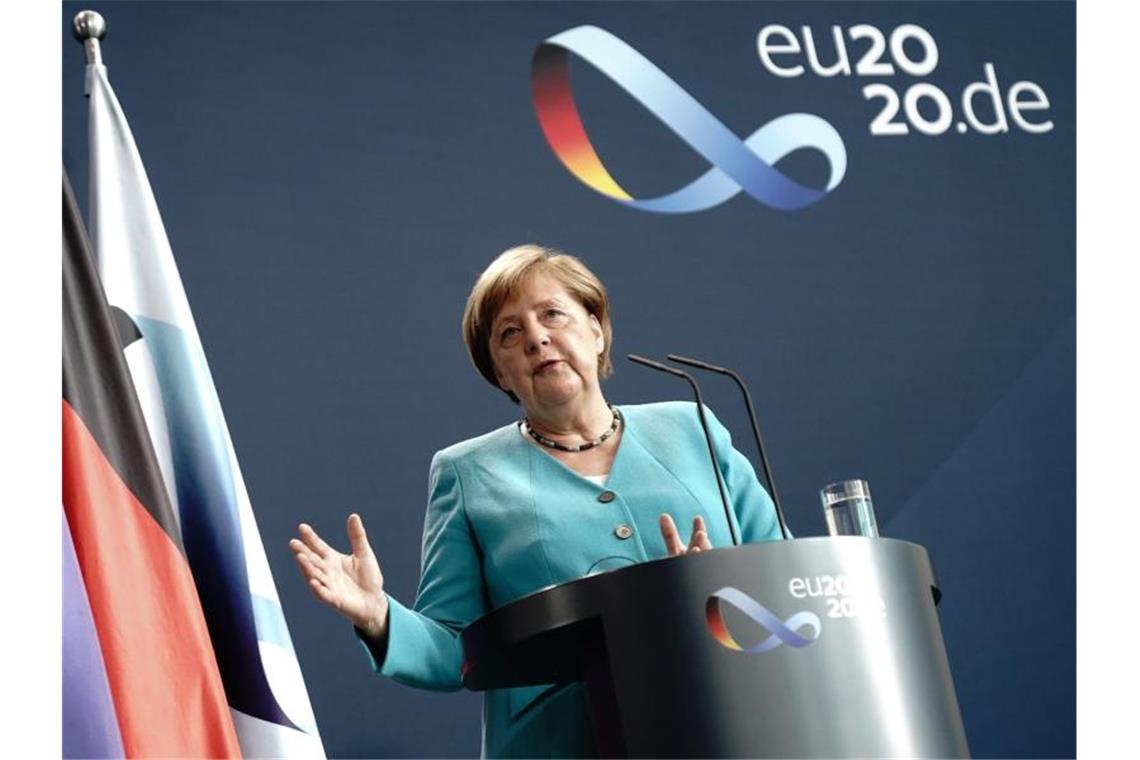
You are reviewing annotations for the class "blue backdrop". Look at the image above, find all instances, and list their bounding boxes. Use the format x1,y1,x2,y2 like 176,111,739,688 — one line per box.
62,2,1074,757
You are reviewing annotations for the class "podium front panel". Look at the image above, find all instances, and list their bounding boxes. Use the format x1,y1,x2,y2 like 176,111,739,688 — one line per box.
463,537,969,758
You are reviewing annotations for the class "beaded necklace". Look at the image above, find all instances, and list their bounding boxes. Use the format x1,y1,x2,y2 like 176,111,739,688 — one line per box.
523,405,621,453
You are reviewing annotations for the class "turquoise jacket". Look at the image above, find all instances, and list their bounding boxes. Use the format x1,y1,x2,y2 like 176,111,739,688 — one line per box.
359,401,783,757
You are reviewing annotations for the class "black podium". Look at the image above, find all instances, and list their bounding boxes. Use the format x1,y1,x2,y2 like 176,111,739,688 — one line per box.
460,537,969,758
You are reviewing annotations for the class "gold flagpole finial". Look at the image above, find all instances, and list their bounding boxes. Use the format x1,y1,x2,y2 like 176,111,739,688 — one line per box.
72,11,107,65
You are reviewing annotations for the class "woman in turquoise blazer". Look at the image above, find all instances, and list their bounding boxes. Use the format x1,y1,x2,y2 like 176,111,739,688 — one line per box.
291,245,784,758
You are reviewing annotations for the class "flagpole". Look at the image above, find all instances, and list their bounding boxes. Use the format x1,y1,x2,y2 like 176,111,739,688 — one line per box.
72,10,106,65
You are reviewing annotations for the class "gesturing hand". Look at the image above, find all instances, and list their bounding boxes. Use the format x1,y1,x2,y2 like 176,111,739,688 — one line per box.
660,514,713,557
289,513,389,640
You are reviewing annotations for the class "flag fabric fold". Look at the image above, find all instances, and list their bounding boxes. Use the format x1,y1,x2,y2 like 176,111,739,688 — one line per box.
62,509,125,760
84,61,325,758
63,172,241,758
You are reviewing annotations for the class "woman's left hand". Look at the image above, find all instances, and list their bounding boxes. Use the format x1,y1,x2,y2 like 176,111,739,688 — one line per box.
660,514,713,556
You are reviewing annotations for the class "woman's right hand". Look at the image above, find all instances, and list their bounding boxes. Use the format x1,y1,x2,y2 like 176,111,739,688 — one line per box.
289,513,389,640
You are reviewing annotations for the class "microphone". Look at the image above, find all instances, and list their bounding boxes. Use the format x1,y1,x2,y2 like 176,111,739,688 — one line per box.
666,354,790,540
626,354,740,547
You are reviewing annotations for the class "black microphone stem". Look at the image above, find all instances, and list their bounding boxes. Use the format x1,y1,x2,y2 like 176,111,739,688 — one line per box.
627,354,739,546
667,354,790,541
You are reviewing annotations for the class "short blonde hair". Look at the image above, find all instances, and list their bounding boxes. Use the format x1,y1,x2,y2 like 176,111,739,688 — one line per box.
462,244,614,402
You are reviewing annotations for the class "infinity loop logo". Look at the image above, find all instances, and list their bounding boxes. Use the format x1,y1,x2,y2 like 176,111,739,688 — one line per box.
531,26,847,213
706,587,822,653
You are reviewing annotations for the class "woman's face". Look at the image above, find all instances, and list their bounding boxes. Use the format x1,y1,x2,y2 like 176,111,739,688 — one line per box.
489,272,605,413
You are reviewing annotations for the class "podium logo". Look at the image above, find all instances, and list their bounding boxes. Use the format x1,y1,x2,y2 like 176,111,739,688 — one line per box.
531,26,846,214
706,586,821,653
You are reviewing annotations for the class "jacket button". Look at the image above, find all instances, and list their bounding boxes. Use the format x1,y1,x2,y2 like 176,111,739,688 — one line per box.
598,490,616,503
614,524,633,540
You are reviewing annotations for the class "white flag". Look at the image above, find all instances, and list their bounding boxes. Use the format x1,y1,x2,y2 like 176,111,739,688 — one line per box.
86,61,325,759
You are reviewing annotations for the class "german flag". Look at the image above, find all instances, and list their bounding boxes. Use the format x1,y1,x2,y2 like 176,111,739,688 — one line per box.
62,172,241,758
